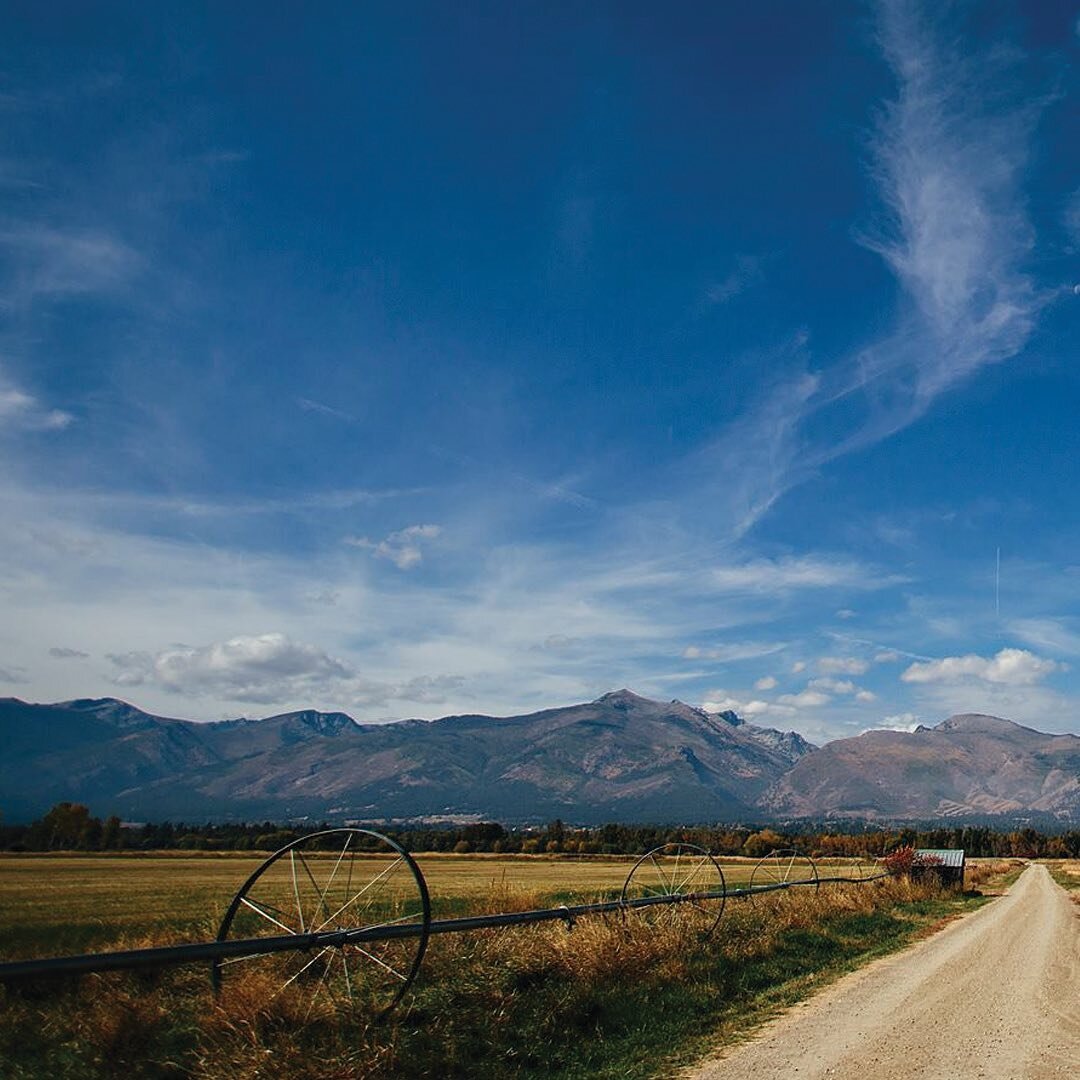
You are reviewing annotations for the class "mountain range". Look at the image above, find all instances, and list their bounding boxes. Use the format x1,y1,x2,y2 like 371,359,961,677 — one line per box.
765,712,1080,821
1,691,1078,824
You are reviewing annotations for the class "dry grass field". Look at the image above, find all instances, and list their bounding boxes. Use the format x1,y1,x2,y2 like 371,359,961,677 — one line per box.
0,850,848,961
0,852,639,958
0,852,1006,1079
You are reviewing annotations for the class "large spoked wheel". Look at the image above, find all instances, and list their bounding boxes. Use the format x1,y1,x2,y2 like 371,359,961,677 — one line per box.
749,848,818,900
212,828,431,1017
621,843,726,939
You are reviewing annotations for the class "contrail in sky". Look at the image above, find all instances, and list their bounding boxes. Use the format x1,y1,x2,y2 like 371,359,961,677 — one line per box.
996,546,1000,619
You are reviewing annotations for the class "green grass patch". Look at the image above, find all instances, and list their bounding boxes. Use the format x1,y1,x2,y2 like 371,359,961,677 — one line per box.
1045,860,1080,892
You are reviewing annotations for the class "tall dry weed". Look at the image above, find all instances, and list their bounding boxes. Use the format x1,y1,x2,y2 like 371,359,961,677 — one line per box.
1,870,965,1079
964,859,1021,890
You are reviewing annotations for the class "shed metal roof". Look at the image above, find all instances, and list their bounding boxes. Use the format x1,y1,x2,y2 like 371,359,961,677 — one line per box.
915,848,965,868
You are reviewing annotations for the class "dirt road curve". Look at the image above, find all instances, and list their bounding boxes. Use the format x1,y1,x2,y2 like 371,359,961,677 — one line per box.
687,864,1080,1080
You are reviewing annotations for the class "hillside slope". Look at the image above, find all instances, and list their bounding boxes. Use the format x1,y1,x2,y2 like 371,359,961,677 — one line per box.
0,690,814,823
761,713,1080,820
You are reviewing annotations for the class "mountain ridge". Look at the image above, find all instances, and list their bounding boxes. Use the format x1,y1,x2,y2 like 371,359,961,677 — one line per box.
763,711,1080,820
2,693,1078,824
0,689,814,824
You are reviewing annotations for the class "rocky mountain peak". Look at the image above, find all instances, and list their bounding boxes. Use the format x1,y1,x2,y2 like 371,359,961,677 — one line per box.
268,709,358,735
594,689,651,710
764,709,1080,821
8,693,1073,825
712,709,744,727
934,713,1027,735
54,697,160,729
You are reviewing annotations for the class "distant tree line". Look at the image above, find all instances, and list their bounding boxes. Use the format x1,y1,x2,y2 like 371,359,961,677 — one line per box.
4,804,1080,859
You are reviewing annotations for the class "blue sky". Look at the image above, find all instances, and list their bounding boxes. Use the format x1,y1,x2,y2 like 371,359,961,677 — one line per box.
1,1,1078,742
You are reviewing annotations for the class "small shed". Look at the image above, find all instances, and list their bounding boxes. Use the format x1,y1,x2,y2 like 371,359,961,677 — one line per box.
914,848,965,889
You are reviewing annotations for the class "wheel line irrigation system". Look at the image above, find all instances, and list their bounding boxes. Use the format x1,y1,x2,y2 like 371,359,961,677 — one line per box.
0,828,889,1017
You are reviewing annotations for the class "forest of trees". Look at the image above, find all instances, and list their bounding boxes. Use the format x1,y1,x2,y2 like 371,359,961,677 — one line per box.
4,802,1080,859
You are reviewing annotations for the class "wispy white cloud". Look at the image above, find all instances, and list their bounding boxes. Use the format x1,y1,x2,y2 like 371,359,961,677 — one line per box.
48,646,88,659
701,692,781,718
96,487,408,518
901,647,1062,686
682,641,786,662
688,1,1044,538
104,632,465,710
688,354,818,537
304,589,340,606
777,688,831,709
0,225,140,306
705,253,768,305
754,675,778,691
866,712,922,733
0,366,73,432
817,656,870,676
828,632,934,665
851,2,1041,403
1008,617,1080,657
810,677,856,694
297,397,357,423
345,523,442,570
107,633,352,702
0,2,1066,740
901,683,1080,734
395,674,465,705
536,634,582,655
710,555,896,594
809,676,877,703
509,470,597,510
0,486,713,721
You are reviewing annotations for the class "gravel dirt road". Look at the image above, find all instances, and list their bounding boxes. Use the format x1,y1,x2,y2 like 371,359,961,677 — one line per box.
686,864,1080,1080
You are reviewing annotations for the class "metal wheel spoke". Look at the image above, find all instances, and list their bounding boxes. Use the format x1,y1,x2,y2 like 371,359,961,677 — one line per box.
750,849,817,900
341,948,353,1003
276,946,333,995
344,842,356,910
240,896,298,936
316,835,354,917
675,855,710,893
217,952,268,967
295,849,332,927
360,908,424,933
622,843,725,939
214,829,431,1018
290,850,306,933
354,945,407,983
648,853,673,894
315,856,405,932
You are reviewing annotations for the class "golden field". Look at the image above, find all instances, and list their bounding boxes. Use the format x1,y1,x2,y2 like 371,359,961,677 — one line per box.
0,849,859,961
0,851,1017,1079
